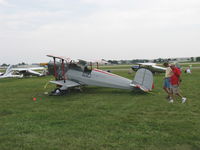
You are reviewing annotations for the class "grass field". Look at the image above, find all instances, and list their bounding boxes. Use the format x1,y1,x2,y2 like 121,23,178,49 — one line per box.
0,68,200,150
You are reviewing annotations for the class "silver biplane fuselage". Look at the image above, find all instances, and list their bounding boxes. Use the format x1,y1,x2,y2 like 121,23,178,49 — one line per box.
67,68,132,90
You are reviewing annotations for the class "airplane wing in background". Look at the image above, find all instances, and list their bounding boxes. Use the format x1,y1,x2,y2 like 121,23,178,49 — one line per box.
138,63,156,66
77,59,88,66
11,67,44,71
0,65,46,79
27,69,43,76
152,65,166,71
11,67,45,76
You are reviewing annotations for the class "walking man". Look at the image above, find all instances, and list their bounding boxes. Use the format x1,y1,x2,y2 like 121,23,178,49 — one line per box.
169,63,187,103
163,62,173,100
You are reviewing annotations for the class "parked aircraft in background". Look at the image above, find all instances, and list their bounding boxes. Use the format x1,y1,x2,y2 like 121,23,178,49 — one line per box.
47,55,154,96
0,65,46,79
0,65,23,79
131,63,166,74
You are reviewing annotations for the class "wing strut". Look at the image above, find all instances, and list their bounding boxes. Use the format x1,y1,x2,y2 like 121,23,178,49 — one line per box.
90,62,92,70
53,57,58,80
96,62,99,69
62,59,66,83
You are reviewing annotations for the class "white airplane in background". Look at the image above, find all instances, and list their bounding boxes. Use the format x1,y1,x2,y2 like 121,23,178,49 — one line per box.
132,63,166,74
0,65,46,79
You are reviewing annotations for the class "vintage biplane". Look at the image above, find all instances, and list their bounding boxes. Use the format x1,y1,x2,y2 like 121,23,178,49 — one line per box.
47,55,153,95
47,55,154,95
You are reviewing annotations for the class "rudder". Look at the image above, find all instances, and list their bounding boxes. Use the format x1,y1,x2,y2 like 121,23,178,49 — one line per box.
132,68,153,92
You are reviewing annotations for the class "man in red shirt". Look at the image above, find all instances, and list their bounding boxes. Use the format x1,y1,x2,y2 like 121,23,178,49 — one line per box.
169,63,187,103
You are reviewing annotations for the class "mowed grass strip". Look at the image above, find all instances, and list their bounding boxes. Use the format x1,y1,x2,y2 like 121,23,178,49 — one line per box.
0,69,200,150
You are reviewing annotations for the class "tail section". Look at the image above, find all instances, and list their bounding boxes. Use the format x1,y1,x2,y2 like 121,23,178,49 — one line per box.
131,68,153,92
4,65,13,76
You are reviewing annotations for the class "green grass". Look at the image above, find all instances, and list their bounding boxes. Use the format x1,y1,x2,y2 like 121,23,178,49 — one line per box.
0,69,200,150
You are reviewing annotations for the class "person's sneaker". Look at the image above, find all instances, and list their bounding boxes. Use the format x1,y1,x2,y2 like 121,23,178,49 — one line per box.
182,97,187,103
169,99,174,103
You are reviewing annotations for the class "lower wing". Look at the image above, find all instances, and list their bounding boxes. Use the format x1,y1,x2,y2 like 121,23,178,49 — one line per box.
50,80,81,90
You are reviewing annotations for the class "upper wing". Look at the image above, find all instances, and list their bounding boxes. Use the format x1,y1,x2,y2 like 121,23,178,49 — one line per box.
50,80,81,89
47,55,71,62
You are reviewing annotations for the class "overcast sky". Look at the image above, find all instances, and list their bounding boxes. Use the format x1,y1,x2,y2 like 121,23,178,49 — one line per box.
0,0,200,64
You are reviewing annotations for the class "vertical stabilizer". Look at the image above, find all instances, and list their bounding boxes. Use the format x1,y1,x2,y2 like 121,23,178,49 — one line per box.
132,68,153,92
4,65,13,76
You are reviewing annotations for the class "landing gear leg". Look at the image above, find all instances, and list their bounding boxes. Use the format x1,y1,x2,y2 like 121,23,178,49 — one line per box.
75,86,83,92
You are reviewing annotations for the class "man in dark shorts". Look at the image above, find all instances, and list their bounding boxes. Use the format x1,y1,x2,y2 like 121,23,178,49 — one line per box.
163,62,173,100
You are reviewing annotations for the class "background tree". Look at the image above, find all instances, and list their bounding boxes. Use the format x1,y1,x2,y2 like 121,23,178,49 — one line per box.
196,57,200,62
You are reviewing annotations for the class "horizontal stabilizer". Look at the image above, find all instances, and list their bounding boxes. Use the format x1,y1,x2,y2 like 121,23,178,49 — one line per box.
130,83,149,92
